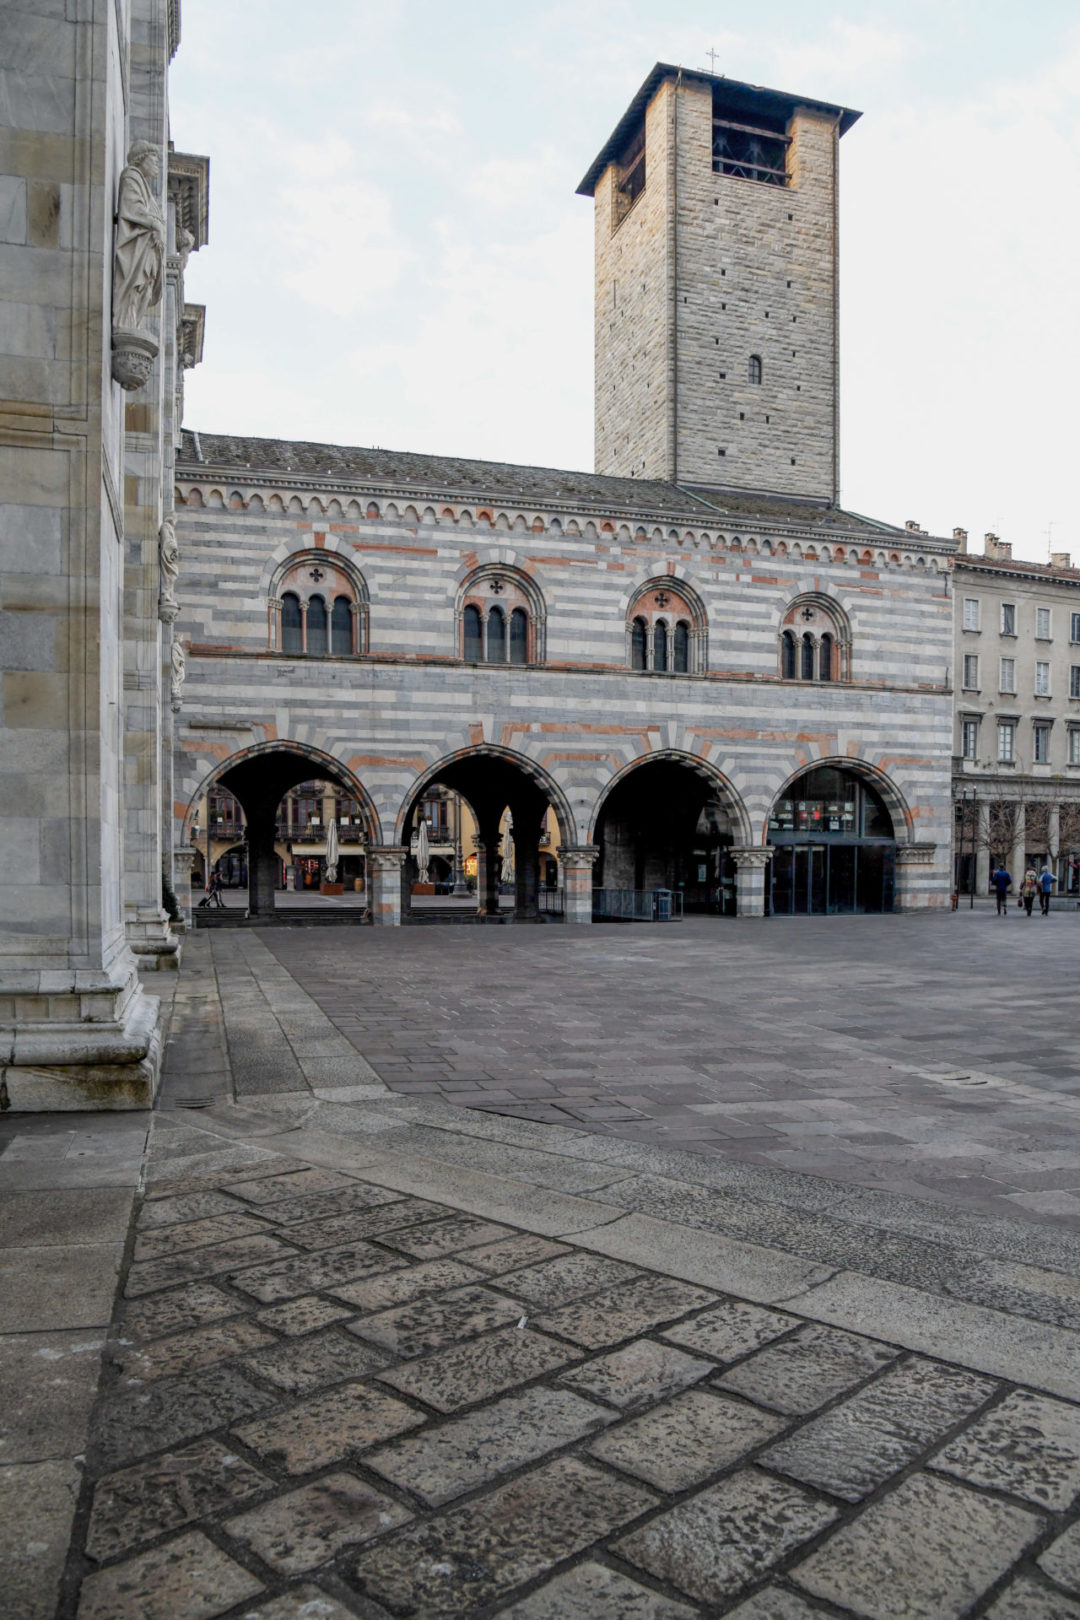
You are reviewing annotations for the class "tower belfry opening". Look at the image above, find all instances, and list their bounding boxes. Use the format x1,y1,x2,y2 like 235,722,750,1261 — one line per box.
578,64,860,503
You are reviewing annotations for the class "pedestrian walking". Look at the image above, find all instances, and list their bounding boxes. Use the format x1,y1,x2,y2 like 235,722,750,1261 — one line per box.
991,862,1012,916
1038,865,1056,916
1021,867,1038,917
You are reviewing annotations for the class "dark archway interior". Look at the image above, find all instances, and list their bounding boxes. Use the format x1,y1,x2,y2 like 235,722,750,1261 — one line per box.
595,760,738,912
767,765,896,915
403,754,562,921
213,750,369,916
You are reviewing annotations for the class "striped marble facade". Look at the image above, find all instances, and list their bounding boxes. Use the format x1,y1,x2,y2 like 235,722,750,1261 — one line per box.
172,434,955,918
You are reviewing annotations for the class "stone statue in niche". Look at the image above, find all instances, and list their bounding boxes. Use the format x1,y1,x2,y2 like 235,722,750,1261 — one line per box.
158,518,179,623
111,141,166,390
170,637,186,705
176,225,195,273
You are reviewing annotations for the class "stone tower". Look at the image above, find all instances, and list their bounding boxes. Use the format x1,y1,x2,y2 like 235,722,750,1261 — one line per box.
578,66,860,502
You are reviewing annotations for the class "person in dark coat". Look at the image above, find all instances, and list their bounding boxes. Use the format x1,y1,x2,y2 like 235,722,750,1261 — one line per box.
990,863,1012,916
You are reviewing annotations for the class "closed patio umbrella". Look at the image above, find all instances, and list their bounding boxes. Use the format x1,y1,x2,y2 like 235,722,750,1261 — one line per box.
415,817,430,883
324,815,339,883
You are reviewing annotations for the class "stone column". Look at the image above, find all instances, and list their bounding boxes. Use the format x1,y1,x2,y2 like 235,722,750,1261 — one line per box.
729,847,771,917
513,814,545,920
1010,805,1026,890
894,843,937,911
975,802,990,896
558,846,599,924
173,846,195,927
474,834,502,917
245,808,279,919
368,847,407,926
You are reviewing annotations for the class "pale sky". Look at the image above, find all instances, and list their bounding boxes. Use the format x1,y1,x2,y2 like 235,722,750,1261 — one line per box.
171,2,1079,562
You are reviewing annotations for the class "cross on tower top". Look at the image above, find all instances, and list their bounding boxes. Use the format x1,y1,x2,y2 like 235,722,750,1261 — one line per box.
706,48,720,73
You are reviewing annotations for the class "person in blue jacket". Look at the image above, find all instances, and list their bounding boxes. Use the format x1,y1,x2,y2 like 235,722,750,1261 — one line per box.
1038,866,1056,916
990,863,1012,916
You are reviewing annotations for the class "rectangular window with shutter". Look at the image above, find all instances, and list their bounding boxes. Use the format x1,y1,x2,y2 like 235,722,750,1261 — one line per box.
1036,661,1051,696
1072,612,1080,644
1034,723,1051,764
1000,657,1016,693
962,654,979,689
998,722,1015,763
1072,666,1080,699
1001,603,1016,635
962,719,978,760
963,598,979,631
1070,729,1080,766
1036,607,1051,639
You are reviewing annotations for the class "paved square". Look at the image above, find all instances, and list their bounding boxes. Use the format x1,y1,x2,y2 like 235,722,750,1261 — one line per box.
251,911,1080,1230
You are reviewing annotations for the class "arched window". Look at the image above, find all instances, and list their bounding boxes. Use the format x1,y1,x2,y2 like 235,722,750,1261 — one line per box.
781,629,796,679
487,605,506,663
331,595,352,655
749,354,763,384
458,566,545,665
282,592,302,654
271,552,367,656
674,620,689,674
306,595,327,655
631,617,647,671
464,603,482,662
779,595,851,682
627,578,706,674
510,607,528,665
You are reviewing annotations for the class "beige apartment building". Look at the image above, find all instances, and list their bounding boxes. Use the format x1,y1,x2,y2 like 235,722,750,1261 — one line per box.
953,534,1080,898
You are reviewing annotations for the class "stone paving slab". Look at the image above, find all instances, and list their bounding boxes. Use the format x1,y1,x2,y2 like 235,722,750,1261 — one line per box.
42,1120,1073,1620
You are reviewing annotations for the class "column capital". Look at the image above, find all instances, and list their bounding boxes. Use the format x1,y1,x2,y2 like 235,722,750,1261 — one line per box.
895,842,936,866
729,846,772,869
557,844,600,871
367,845,407,872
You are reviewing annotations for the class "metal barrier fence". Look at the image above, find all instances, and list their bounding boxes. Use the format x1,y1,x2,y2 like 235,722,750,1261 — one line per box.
537,889,565,915
591,888,684,922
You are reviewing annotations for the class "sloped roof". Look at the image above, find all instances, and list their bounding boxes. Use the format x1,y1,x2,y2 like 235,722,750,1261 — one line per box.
177,430,925,541
577,64,861,197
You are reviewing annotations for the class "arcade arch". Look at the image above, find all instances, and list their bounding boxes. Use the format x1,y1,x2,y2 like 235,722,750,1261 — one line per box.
591,753,749,913
184,743,378,918
396,747,573,922
766,761,901,914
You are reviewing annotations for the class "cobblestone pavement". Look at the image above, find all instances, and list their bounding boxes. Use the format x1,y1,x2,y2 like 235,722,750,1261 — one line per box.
253,910,1080,1232
7,916,1080,1618
53,1109,1080,1618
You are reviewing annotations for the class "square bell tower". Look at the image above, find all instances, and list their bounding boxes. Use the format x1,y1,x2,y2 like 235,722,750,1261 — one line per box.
578,66,860,503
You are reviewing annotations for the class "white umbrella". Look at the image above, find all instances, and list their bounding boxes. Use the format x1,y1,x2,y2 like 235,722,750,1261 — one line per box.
324,816,339,883
415,817,430,883
500,828,515,886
